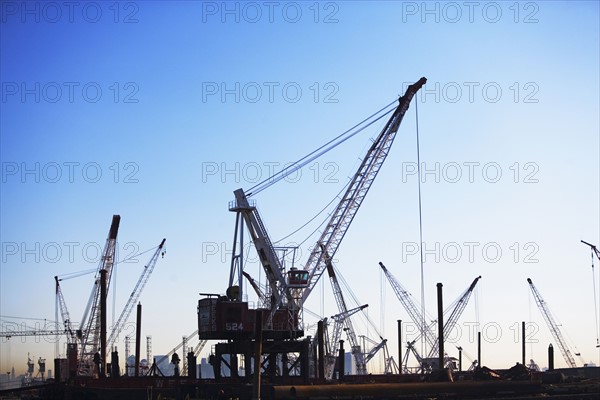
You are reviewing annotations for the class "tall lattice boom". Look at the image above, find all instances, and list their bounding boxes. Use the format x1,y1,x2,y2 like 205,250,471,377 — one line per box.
301,78,427,306
527,278,577,368
78,215,120,373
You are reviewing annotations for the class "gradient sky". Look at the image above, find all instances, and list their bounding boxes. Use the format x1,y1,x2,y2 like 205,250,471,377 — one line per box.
1,1,599,375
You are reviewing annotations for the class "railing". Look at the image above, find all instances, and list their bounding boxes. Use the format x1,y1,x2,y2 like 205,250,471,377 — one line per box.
228,198,256,211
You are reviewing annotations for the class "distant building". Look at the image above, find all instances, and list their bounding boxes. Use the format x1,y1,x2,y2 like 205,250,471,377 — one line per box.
124,355,166,376
0,371,22,391
155,356,175,376
125,355,135,376
200,357,214,379
345,352,354,375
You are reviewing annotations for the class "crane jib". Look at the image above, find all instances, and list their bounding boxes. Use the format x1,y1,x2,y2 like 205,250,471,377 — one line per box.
300,77,427,306
205,78,427,343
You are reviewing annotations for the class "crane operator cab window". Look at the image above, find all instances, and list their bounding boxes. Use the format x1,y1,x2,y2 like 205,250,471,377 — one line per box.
287,268,309,288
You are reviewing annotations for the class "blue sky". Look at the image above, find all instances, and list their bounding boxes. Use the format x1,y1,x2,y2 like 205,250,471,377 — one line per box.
1,1,599,374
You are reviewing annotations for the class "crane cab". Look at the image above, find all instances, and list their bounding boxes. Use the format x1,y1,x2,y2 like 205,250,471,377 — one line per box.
287,268,309,288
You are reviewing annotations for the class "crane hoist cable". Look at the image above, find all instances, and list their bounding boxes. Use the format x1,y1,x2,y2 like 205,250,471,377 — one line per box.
475,282,480,327
334,264,383,339
55,245,158,282
54,245,162,323
57,268,97,280
594,252,600,348
0,315,59,323
380,267,385,336
274,108,393,247
274,178,352,245
588,243,599,347
119,245,160,263
113,245,165,327
581,240,600,347
246,99,398,196
528,284,534,358
593,252,599,347
414,97,427,359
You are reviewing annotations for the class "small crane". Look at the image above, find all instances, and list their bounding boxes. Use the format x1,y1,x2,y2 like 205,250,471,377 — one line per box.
427,276,481,359
581,240,600,348
322,304,368,379
381,262,480,371
322,248,366,375
527,278,578,368
107,238,166,350
379,262,437,351
79,215,121,375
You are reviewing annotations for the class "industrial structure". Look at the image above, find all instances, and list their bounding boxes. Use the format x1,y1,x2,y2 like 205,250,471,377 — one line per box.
380,262,481,372
197,77,427,383
1,78,599,399
527,278,584,369
1,216,166,381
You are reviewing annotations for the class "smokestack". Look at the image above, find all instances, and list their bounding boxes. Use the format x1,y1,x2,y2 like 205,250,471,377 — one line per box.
522,321,526,365
54,358,61,382
100,269,107,378
111,350,120,377
67,343,77,378
187,352,197,378
135,303,142,377
397,320,402,374
338,340,345,381
477,331,482,368
437,283,444,370
548,344,554,371
317,320,325,379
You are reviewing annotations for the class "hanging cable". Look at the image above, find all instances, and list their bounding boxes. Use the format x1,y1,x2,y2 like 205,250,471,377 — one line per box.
274,109,391,252
581,240,600,349
247,100,398,196
528,284,534,359
380,266,385,339
118,245,157,264
335,265,383,338
274,179,351,245
591,249,600,348
288,186,353,249
112,255,117,334
321,272,324,318
0,315,59,323
57,246,158,283
415,97,426,358
554,306,586,365
474,283,480,333
57,268,97,280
